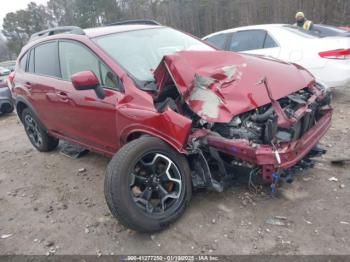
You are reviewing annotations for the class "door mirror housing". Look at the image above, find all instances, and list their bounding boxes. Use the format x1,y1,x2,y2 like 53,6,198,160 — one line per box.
71,71,105,99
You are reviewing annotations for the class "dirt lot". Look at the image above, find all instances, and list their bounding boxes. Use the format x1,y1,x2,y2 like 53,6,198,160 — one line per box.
0,89,350,256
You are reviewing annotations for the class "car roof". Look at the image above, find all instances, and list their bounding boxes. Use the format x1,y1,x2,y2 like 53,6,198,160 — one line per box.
20,24,165,55
203,24,286,39
84,24,164,38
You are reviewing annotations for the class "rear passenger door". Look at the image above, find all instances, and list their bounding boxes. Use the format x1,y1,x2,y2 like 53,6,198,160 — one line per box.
227,30,281,58
22,41,62,130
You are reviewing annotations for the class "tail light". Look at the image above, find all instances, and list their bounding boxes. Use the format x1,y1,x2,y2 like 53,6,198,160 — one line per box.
319,49,350,59
7,72,15,91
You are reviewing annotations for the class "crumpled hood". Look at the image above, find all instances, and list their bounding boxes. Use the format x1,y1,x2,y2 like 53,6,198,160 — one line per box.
154,50,314,123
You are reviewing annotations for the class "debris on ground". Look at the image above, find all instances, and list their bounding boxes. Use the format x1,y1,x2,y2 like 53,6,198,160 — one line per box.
331,159,350,166
78,168,87,173
303,218,312,225
239,192,256,206
45,240,55,247
46,247,56,256
328,177,338,182
340,221,349,225
265,216,289,226
1,234,13,239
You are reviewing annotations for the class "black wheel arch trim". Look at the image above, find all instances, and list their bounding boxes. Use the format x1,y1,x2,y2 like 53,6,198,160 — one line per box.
15,96,48,132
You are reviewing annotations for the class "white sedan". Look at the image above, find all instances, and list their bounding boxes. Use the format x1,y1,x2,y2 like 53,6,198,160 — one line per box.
203,24,350,88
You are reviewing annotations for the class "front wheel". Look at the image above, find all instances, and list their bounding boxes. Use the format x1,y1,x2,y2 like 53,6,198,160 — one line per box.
105,136,192,232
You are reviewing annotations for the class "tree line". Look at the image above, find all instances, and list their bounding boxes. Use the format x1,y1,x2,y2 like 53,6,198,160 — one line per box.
1,0,350,59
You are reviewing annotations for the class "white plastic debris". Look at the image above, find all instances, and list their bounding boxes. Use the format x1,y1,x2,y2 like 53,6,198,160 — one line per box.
265,217,287,226
1,234,13,239
328,177,338,182
340,221,349,225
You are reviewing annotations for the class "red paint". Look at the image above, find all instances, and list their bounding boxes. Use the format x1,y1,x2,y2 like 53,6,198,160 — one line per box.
13,25,332,184
14,30,192,156
71,71,100,90
155,51,314,123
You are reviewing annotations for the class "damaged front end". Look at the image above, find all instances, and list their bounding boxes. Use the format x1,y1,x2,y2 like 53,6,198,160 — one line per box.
153,51,332,191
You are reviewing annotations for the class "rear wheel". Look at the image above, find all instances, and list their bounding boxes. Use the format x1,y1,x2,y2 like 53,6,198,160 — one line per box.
22,108,59,152
105,136,192,232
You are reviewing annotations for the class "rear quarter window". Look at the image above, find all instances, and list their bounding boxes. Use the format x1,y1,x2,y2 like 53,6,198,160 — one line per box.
19,53,28,70
264,34,278,48
28,49,35,73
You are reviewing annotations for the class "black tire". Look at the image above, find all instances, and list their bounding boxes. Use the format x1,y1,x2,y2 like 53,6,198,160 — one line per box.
105,136,192,233
22,108,59,152
0,103,14,114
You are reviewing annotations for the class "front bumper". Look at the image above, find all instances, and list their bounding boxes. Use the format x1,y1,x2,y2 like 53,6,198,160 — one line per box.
207,109,332,182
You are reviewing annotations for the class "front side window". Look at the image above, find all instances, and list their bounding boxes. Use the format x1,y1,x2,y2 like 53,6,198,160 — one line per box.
229,30,267,52
93,27,214,86
34,42,61,77
58,41,118,89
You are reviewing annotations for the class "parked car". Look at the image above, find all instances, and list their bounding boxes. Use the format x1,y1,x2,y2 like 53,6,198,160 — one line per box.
311,24,350,37
203,24,350,88
0,66,11,76
0,76,14,114
13,22,332,232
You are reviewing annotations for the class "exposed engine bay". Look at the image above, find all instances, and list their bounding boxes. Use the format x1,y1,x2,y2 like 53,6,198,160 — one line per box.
153,51,332,192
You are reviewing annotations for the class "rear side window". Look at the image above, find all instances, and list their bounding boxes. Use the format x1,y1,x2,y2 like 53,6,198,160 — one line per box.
229,30,267,52
19,53,28,70
205,34,227,49
34,42,60,77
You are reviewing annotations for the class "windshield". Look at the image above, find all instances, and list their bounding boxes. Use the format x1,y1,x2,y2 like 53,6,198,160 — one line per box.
282,25,320,38
93,27,214,86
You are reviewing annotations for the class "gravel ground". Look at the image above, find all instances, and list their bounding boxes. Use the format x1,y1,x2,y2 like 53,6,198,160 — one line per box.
0,89,350,256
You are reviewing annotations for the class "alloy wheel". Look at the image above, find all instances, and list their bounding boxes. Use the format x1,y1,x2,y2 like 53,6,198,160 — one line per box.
24,114,43,148
129,153,182,215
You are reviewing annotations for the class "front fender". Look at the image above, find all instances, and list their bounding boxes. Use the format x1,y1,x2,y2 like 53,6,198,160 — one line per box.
119,107,192,154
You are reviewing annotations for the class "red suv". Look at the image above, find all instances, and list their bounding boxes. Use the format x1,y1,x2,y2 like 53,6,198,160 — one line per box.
13,21,332,232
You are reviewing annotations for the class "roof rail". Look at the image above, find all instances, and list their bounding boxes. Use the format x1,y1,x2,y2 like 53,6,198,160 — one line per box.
107,19,161,26
29,26,85,42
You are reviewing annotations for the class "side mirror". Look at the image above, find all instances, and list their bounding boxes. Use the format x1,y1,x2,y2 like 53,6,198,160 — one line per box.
71,71,105,99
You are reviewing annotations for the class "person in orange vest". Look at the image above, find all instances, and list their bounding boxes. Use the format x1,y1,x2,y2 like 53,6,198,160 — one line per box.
294,12,313,30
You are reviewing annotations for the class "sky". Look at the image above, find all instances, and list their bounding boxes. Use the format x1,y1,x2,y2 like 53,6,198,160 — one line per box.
0,0,48,30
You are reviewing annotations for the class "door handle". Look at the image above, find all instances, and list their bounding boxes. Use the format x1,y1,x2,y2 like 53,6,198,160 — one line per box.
25,82,32,90
56,91,69,102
